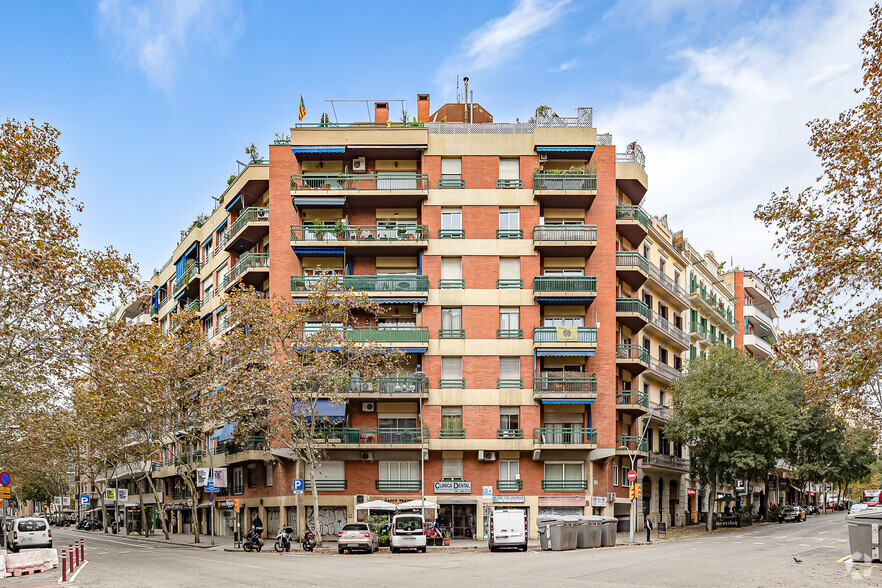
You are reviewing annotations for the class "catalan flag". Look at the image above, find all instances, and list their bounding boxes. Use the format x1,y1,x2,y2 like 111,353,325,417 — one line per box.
298,95,306,121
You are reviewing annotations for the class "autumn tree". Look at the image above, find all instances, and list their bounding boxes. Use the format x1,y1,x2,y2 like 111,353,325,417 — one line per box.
755,4,882,419
222,279,403,546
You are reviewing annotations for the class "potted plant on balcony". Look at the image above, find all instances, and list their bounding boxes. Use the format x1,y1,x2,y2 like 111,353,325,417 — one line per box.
311,219,328,241
333,219,347,240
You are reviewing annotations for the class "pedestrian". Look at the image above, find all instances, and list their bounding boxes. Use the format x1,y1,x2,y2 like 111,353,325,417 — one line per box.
645,515,653,543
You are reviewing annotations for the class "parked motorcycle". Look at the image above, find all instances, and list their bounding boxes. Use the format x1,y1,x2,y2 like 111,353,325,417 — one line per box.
274,526,295,552
301,529,316,552
111,520,120,534
243,526,264,552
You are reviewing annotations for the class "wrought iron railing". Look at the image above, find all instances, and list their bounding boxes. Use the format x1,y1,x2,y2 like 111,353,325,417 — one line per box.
615,205,649,228
532,276,597,294
534,375,597,394
290,224,429,243
533,326,597,344
616,344,650,363
290,173,428,191
541,480,589,491
533,174,597,190
534,427,597,445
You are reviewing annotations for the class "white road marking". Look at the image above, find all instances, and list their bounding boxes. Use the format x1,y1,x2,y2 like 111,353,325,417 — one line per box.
57,560,89,584
753,542,765,545
799,544,810,547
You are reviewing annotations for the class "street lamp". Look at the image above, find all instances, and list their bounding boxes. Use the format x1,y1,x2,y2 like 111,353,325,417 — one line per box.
619,403,658,544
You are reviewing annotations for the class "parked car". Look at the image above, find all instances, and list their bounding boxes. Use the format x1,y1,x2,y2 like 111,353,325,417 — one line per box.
779,506,803,523
488,509,527,552
390,513,427,553
337,523,379,554
6,517,52,552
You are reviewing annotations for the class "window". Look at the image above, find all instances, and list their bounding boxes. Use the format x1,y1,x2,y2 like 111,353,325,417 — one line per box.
308,461,345,483
659,347,669,365
499,258,520,282
499,460,520,481
499,407,520,430
544,463,584,481
216,265,228,290
674,355,682,371
265,463,274,487
659,303,668,321
202,315,214,339
499,158,520,180
379,461,419,481
612,464,619,486
643,381,650,397
202,240,213,265
643,243,651,259
442,458,463,480
441,308,462,330
441,356,463,382
499,208,520,230
674,269,681,288
441,257,462,282
659,255,667,274
621,465,629,487
441,158,462,180
441,407,462,430
440,208,462,235
499,357,520,380
642,337,651,353
499,307,520,330
232,467,244,494
247,464,257,488
543,316,584,327
203,282,213,302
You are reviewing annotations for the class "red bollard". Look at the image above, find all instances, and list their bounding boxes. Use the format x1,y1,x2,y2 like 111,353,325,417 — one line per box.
69,544,74,572
74,542,79,567
61,550,67,582
80,539,85,561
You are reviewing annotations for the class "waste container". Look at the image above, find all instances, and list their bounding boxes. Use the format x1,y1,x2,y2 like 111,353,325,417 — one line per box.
600,517,618,546
576,516,603,548
847,507,882,563
536,515,561,551
557,516,580,550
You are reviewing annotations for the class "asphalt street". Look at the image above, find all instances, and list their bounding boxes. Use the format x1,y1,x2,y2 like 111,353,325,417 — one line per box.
2,513,872,587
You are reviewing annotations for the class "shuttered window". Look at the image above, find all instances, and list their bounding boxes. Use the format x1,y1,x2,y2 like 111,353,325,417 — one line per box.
499,258,520,280
442,458,463,480
498,158,519,180
499,357,520,379
441,158,462,178
441,257,462,280
441,357,462,379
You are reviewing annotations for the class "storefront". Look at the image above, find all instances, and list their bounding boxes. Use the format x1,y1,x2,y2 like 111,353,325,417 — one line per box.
438,499,477,539
538,495,585,516
215,500,237,537
483,496,529,539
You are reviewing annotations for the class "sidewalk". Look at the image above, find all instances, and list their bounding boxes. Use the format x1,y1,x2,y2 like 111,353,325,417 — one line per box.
72,528,235,551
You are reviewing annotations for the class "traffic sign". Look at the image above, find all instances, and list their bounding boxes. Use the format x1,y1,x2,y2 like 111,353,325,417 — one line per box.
208,493,214,503
0,487,11,499
205,483,218,493
292,479,304,495
0,471,9,486
80,494,90,506
627,470,637,482
482,485,493,505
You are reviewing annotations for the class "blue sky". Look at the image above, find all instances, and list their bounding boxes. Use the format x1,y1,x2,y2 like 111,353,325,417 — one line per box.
1,0,872,301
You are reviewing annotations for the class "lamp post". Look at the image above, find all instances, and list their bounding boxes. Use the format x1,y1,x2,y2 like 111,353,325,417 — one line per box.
619,403,657,544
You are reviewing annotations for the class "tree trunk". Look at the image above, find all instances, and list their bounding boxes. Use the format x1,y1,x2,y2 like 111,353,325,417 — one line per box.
181,472,200,543
137,479,148,535
144,474,170,540
708,480,717,532
308,459,322,547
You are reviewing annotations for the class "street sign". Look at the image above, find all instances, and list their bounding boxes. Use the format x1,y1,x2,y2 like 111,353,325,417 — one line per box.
627,470,637,482
0,471,9,486
205,483,218,493
80,494,90,506
0,487,10,499
292,479,304,495
208,493,214,503
104,489,115,502
482,485,493,505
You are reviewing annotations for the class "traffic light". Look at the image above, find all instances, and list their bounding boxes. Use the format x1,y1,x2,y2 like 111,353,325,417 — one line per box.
635,483,642,499
629,484,635,500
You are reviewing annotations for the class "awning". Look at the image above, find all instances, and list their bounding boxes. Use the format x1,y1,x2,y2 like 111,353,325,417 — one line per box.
541,399,594,405
292,146,346,153
356,500,397,511
535,297,595,303
293,197,346,206
224,194,243,211
396,499,439,510
401,348,427,354
183,241,199,259
293,398,346,421
535,349,595,357
210,423,235,443
369,298,428,304
536,147,594,152
294,248,345,254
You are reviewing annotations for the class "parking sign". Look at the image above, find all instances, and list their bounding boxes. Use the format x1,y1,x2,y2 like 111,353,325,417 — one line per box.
292,479,304,495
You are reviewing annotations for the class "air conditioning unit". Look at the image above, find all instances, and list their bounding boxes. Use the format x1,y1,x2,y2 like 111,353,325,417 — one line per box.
352,157,366,172
360,451,374,463
539,152,548,161
256,208,269,220
478,451,496,463
362,402,375,413
356,494,369,504
607,492,617,502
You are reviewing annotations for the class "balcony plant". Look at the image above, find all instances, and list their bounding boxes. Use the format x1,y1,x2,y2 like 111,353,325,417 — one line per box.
333,220,347,240
311,219,328,240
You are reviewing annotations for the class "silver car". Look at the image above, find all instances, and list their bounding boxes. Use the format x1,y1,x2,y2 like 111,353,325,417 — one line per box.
337,523,379,554
7,517,52,552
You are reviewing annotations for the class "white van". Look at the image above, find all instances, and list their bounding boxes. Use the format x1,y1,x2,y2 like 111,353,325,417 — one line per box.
7,517,52,552
488,509,527,552
390,513,427,553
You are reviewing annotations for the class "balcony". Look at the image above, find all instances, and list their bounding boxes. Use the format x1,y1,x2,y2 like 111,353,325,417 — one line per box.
346,326,429,347
439,279,464,289
645,357,682,384
744,305,775,336
497,179,523,189
183,298,201,314
646,264,689,310
226,207,269,254
315,427,429,446
347,375,428,398
617,435,648,454
616,390,649,415
743,271,777,309
533,174,597,207
615,148,648,205
533,427,597,446
497,329,523,339
290,275,429,302
439,329,465,339
616,344,650,375
690,323,708,343
438,428,466,439
533,375,597,401
690,284,739,334
616,251,649,290
743,332,774,360
643,309,690,350
533,326,597,350
532,276,597,303
222,252,269,292
645,451,690,472
497,429,524,439
532,225,597,255
496,378,523,389
497,479,523,492
290,224,429,255
439,379,465,389
438,228,464,239
616,205,649,246
304,479,348,492
375,480,422,492
541,480,589,492
173,263,201,296
616,297,649,333
290,173,429,208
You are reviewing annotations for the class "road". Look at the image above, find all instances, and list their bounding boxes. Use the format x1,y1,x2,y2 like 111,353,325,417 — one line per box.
2,513,872,587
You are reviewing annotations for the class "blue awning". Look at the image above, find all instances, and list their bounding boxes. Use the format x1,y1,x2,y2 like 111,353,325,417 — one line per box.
293,197,347,206
210,423,235,442
183,241,199,259
225,194,242,211
174,288,188,301
215,219,228,234
536,147,594,152
368,298,427,304
294,248,344,254
535,349,596,357
535,297,595,303
215,305,226,313
541,399,594,405
292,146,346,153
293,398,346,421
401,347,427,354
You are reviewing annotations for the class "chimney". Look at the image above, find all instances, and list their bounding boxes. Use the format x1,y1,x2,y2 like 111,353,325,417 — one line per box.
374,102,389,124
417,94,430,123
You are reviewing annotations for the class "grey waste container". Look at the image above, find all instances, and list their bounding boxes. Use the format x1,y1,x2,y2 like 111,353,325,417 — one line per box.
549,516,578,551
600,517,618,546
536,515,561,551
577,516,603,548
847,507,882,562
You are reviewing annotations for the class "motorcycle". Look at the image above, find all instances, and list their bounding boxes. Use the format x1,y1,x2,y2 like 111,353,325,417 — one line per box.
274,526,295,552
243,526,264,552
301,529,316,552
111,520,120,534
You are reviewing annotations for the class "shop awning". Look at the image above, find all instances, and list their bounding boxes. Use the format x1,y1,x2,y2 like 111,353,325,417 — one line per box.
291,146,346,154
535,349,596,357
536,147,594,152
293,398,346,421
210,423,235,443
541,399,594,405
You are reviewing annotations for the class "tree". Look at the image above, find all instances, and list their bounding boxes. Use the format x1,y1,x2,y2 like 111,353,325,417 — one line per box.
245,143,262,163
754,4,882,418
221,278,403,546
528,105,556,123
665,345,800,528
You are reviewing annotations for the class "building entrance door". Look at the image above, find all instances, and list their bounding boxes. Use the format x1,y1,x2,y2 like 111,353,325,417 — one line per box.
439,505,476,539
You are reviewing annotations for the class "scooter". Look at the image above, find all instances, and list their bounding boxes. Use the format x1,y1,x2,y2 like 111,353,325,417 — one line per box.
111,520,120,534
274,526,295,552
301,529,316,552
243,526,264,552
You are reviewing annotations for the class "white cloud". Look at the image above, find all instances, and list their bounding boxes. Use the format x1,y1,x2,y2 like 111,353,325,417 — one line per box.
550,60,577,73
97,0,242,90
602,1,869,326
436,0,572,88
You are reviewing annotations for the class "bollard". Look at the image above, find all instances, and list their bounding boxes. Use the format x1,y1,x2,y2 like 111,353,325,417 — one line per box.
69,544,74,572
74,541,79,567
80,539,85,561
61,550,67,583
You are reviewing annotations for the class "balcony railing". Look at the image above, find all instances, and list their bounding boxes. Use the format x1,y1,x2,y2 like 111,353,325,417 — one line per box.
183,299,201,313
224,252,269,289
533,326,597,344
315,427,429,445
438,279,464,289
532,225,597,242
438,428,466,439
647,264,689,304
291,275,429,294
617,435,648,452
648,357,681,381
497,479,523,492
534,427,597,445
533,174,597,191
496,279,523,289
230,207,269,238
497,329,524,339
616,390,649,408
646,451,690,471
290,173,428,191
376,480,421,492
497,229,523,239
616,297,650,319
532,276,597,295
497,429,524,439
616,344,650,363
304,479,348,492
439,379,465,389
438,229,465,239
438,178,465,189
439,329,465,339
533,375,597,394
615,205,649,228
616,251,649,273
647,308,690,348
345,326,429,344
347,376,427,395
496,179,523,189
542,480,589,491
496,378,523,389
290,224,429,243
173,263,200,293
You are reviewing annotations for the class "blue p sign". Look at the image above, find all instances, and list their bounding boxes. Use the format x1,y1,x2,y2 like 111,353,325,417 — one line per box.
292,479,304,495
